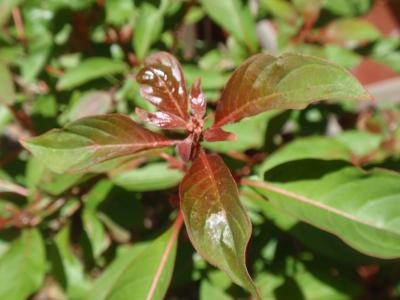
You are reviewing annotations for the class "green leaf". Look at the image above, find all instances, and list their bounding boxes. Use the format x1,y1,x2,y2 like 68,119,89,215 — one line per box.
67,91,113,122
50,225,91,299
213,52,371,127
133,3,164,61
57,58,129,90
200,0,258,52
257,265,360,300
0,229,46,300
323,0,371,17
87,215,182,300
335,130,383,157
200,280,233,300
0,0,23,27
203,111,277,153
323,18,381,45
111,162,183,191
21,114,176,173
83,180,113,258
257,136,352,174
180,152,260,298
251,159,400,258
105,0,135,26
262,0,298,23
0,62,15,105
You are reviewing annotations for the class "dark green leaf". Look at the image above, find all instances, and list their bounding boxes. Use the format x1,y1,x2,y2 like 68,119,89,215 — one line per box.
252,159,400,258
87,215,182,300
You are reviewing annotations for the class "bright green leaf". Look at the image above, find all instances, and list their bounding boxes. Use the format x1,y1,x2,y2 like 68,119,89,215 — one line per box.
111,162,183,191
0,229,46,300
57,58,128,91
257,136,352,174
200,0,258,52
133,3,164,61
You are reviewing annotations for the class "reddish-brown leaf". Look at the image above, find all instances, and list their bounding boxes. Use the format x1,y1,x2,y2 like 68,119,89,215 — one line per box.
190,78,206,118
136,52,189,121
203,127,236,142
213,52,371,128
179,152,260,298
21,114,177,173
135,108,187,129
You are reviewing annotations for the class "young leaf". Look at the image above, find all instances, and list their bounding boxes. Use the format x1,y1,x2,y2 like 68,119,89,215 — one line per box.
212,52,371,127
0,62,15,104
249,159,400,259
190,78,206,119
179,152,260,298
87,213,183,300
135,108,187,129
57,58,129,91
0,229,46,300
21,114,177,173
0,179,28,196
136,52,189,121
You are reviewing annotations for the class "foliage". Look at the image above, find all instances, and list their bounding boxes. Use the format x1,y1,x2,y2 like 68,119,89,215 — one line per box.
1,0,400,299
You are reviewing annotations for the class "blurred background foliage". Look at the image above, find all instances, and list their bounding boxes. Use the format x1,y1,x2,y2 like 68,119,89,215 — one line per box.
0,0,399,299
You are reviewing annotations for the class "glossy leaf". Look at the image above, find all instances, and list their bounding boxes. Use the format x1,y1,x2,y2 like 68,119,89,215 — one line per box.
21,114,176,173
87,214,182,300
135,108,187,129
111,162,183,191
0,62,15,104
213,52,371,127
200,0,258,52
57,58,129,91
0,229,46,300
190,78,206,118
251,159,400,258
180,152,260,298
137,52,189,121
